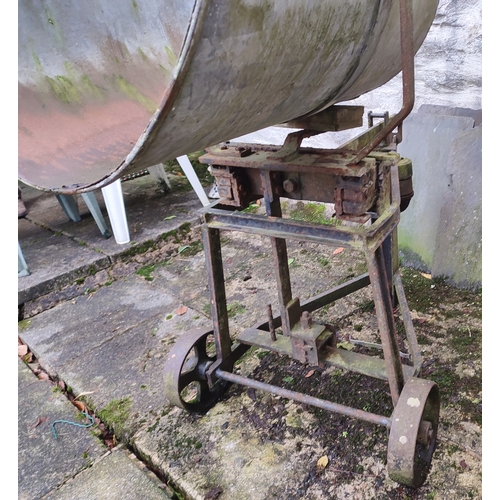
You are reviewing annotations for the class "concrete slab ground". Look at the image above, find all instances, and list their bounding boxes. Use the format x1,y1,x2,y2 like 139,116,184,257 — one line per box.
17,173,484,499
18,177,204,307
18,357,171,500
18,357,107,500
43,447,172,500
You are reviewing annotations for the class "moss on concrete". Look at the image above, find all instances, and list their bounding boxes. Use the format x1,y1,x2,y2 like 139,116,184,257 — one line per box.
98,397,132,437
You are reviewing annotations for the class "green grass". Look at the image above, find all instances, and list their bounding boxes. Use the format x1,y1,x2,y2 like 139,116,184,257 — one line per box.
289,202,337,225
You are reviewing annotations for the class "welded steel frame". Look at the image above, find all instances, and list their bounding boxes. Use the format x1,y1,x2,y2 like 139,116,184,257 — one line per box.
201,152,423,415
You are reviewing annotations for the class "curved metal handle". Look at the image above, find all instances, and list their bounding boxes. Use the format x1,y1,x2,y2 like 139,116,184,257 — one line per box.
351,0,415,164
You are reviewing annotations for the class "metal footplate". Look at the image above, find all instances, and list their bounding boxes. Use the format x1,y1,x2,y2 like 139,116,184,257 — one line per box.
239,316,333,367
238,325,418,383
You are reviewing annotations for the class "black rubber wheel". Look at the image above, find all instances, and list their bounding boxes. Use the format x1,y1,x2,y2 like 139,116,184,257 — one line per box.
163,328,228,412
387,377,440,487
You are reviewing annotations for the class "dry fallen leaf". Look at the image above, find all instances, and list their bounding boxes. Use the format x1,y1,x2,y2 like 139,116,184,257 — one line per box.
317,455,329,470
305,369,315,378
420,272,432,279
72,400,87,412
18,345,28,357
333,247,344,255
74,391,96,400
38,372,50,381
176,305,188,316
30,416,48,429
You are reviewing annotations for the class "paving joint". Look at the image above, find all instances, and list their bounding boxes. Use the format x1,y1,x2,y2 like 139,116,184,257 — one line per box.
20,341,177,497
20,221,203,319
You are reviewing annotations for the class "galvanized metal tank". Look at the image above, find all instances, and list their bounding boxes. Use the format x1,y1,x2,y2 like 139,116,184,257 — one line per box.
18,0,438,194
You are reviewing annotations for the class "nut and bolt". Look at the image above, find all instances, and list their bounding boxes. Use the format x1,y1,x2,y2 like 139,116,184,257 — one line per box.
416,420,434,447
300,311,313,329
283,178,299,193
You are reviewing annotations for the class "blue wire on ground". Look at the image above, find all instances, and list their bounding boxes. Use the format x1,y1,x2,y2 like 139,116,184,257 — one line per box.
51,411,95,439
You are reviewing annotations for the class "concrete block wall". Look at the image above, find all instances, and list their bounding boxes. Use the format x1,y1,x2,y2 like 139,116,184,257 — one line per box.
397,106,481,290
353,0,482,289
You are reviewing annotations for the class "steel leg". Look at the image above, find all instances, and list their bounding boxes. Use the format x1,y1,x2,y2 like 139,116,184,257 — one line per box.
260,170,300,335
202,225,232,359
366,244,405,406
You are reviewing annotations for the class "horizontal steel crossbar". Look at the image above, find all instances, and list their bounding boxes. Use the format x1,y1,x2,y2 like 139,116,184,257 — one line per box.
216,369,392,428
203,207,399,250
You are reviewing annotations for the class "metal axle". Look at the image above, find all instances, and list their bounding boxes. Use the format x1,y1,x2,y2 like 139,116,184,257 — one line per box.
216,369,392,428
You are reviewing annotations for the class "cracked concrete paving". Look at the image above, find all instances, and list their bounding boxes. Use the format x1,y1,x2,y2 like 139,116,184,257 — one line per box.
17,178,483,499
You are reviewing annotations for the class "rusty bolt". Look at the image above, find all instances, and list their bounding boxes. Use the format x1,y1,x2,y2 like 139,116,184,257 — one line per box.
237,146,253,157
416,420,434,447
300,311,313,329
283,178,299,193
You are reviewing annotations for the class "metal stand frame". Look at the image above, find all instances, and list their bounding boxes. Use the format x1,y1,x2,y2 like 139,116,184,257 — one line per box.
163,0,439,487
164,137,440,487
201,149,413,407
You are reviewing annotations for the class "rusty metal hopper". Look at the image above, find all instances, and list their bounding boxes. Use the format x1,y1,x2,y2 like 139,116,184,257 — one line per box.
18,0,437,195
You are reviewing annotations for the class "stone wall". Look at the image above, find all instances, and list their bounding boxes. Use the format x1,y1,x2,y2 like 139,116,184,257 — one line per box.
338,0,482,120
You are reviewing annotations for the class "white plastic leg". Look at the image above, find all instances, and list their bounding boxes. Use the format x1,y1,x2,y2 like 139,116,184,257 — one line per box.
101,180,130,244
176,155,210,206
147,164,172,192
